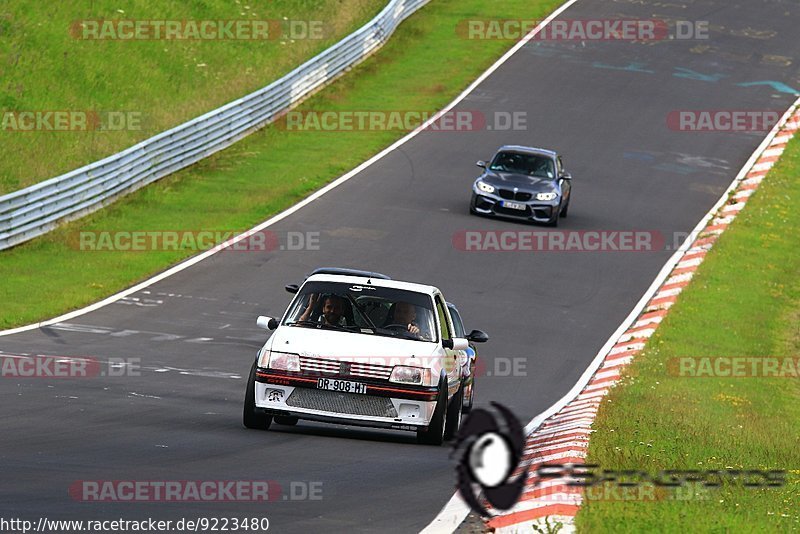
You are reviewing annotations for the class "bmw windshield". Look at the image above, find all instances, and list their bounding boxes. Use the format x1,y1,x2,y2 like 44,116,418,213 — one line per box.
489,151,555,179
283,281,437,342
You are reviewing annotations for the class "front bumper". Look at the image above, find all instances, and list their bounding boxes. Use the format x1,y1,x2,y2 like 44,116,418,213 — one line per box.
254,369,438,431
471,189,559,223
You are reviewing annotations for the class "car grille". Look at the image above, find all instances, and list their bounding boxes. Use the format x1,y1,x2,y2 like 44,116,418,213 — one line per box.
498,189,532,201
286,388,398,418
299,355,393,380
299,355,338,374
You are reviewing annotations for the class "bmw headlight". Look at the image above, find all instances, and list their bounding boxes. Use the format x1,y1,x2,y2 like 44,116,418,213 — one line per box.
264,351,300,372
477,181,495,194
536,192,558,201
390,365,432,386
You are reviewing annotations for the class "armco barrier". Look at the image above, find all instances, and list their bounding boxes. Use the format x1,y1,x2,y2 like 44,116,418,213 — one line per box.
0,0,429,250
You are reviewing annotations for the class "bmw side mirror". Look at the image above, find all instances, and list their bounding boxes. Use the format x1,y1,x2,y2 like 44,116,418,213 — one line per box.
476,160,487,168
467,329,489,343
285,284,299,294
560,172,572,181
257,316,279,330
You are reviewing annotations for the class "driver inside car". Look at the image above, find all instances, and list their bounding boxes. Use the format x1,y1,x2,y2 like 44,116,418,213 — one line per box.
532,157,554,178
389,301,433,341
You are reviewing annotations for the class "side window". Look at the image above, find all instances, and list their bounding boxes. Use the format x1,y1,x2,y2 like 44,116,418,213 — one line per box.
435,297,452,341
557,156,563,174
449,308,465,338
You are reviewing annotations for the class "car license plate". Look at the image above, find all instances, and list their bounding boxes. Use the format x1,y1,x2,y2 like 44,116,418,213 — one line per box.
317,378,367,395
502,200,526,210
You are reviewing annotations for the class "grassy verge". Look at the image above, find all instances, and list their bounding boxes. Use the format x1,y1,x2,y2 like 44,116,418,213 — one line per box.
575,135,800,532
0,0,563,328
0,0,385,193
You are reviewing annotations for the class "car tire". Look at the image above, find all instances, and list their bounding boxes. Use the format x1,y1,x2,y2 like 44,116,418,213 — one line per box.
560,198,570,218
243,361,272,430
417,381,447,446
444,384,464,440
463,379,474,413
274,416,299,426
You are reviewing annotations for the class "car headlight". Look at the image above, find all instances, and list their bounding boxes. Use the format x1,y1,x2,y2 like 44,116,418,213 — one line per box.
264,351,300,372
477,181,495,194
390,366,432,386
536,192,558,201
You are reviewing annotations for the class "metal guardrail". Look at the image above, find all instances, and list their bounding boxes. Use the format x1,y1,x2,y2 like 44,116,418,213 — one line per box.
0,0,429,250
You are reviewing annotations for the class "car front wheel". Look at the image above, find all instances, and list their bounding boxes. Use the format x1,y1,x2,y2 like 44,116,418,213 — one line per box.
243,361,272,430
444,384,464,440
417,381,447,445
463,380,474,412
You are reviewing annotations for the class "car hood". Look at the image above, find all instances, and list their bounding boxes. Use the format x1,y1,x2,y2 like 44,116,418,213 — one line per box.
266,326,440,367
480,170,557,192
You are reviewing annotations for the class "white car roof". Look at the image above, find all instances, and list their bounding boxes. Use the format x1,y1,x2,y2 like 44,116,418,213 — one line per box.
304,273,440,297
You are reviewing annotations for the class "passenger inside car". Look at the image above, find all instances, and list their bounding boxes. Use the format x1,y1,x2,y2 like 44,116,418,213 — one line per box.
299,293,352,326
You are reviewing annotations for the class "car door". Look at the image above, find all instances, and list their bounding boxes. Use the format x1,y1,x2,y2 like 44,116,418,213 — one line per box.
557,155,571,200
435,295,459,396
447,304,471,378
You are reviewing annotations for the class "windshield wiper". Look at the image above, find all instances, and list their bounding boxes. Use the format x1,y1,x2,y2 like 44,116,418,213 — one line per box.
286,320,356,332
286,320,319,328
370,327,423,341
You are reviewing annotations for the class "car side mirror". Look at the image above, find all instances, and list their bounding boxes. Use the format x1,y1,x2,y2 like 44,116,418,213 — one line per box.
443,337,469,350
285,284,299,294
560,172,572,181
467,329,489,343
476,160,487,168
257,316,279,330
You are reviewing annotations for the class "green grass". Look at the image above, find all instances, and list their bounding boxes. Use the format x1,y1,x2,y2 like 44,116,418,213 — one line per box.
575,135,800,532
0,0,563,328
0,0,385,194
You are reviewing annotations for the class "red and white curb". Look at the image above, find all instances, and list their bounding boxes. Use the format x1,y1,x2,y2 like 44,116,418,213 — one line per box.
482,103,800,533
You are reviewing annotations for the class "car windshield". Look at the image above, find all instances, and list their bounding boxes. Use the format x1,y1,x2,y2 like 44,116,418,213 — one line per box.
489,151,555,178
282,281,437,342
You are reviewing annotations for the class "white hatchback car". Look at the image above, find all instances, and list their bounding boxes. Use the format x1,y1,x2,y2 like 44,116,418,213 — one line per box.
243,269,470,445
